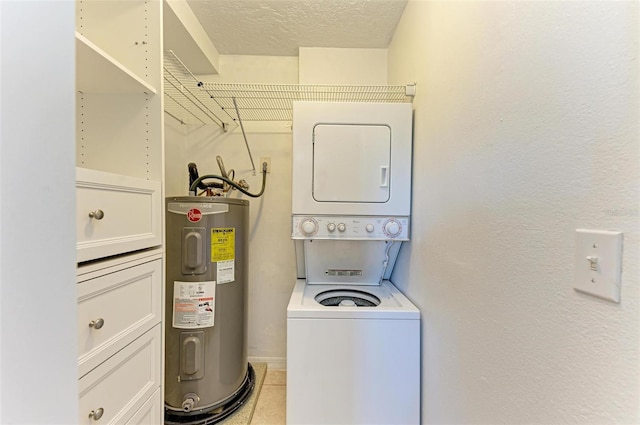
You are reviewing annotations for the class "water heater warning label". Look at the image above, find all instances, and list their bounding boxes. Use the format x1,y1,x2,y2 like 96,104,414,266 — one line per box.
173,281,215,329
211,228,235,262
217,260,235,284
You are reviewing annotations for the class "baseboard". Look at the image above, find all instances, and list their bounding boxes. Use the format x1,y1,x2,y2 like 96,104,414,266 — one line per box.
248,356,286,371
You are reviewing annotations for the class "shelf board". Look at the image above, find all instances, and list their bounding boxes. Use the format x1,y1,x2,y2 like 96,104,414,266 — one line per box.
76,32,157,95
163,0,218,74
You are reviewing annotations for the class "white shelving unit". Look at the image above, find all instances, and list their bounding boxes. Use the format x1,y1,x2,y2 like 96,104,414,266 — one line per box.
76,1,163,181
75,0,164,423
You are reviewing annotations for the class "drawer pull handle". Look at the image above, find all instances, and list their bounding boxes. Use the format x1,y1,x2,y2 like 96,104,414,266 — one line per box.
89,318,104,330
88,210,104,220
88,407,104,420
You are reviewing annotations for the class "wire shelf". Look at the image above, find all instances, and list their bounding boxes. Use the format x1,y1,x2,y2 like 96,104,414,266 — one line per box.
164,52,228,127
163,51,415,124
200,83,413,122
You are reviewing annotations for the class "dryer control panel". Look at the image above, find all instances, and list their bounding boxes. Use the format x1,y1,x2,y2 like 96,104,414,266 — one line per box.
292,215,409,241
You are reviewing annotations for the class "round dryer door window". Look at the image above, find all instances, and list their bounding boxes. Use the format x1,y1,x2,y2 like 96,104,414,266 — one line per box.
315,290,381,307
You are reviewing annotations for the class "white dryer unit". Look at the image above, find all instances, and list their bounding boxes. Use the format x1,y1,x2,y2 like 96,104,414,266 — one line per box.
292,101,413,217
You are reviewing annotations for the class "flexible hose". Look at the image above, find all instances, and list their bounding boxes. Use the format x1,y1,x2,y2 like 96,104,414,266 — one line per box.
189,162,267,198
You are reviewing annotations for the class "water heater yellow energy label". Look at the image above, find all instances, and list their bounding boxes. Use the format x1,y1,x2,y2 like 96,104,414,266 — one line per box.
211,228,235,262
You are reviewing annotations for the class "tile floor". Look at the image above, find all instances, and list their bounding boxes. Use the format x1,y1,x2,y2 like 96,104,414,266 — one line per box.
250,369,286,425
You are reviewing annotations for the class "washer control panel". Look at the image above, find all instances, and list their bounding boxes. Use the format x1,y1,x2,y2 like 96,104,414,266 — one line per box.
292,215,409,240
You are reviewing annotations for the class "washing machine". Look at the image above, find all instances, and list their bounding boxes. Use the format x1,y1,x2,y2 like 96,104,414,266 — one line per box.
287,102,420,424
287,279,420,424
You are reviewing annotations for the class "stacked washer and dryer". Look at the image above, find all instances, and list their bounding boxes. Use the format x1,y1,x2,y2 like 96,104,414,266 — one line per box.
287,102,421,424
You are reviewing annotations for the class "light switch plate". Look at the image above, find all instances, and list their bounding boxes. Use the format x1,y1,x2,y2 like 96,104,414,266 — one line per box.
574,229,623,303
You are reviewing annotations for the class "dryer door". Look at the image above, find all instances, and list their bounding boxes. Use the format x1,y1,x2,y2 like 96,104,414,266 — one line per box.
312,124,391,203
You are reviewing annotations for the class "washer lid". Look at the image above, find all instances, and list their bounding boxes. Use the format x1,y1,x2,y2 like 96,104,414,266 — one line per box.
287,279,420,320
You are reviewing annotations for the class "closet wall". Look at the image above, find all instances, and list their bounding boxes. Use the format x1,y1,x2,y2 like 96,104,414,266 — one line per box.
165,49,389,367
0,1,77,422
388,1,640,423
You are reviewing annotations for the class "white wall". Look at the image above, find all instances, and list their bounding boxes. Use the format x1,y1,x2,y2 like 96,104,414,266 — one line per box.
388,1,639,423
0,1,77,422
299,47,388,84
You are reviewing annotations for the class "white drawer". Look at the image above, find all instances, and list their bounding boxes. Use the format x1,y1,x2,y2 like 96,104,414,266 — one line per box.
78,258,162,377
79,326,161,425
76,167,161,263
126,388,162,425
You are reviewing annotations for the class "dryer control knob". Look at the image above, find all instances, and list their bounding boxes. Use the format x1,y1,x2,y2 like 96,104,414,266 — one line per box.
337,223,347,232
301,219,318,235
327,223,336,232
365,224,375,233
384,220,401,237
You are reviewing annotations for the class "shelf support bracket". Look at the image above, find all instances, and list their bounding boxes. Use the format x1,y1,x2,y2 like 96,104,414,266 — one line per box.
405,83,417,97
232,97,257,175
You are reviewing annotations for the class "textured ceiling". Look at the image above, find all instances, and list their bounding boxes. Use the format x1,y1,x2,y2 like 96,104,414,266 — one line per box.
186,0,408,56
